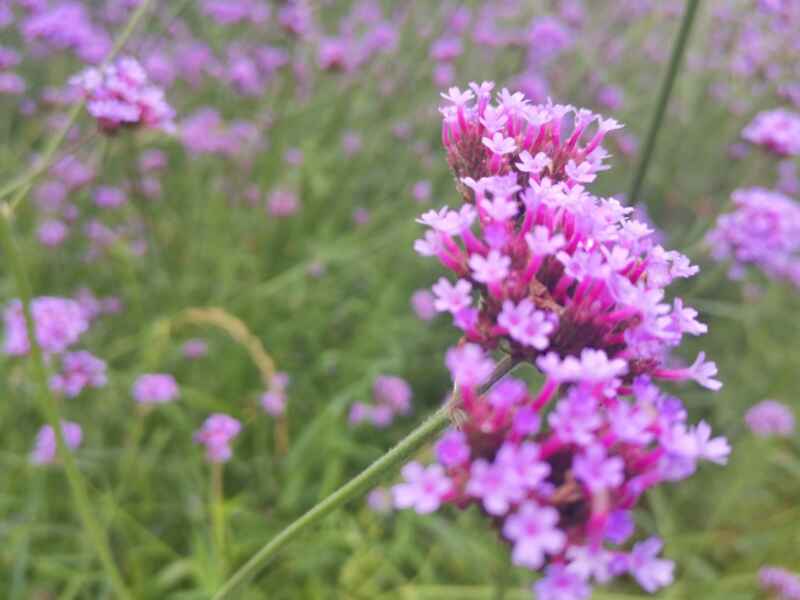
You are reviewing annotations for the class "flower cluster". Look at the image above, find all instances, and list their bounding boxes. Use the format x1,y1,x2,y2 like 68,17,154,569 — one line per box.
395,83,728,599
261,371,290,417
706,187,800,288
182,338,209,359
193,413,242,463
349,374,413,428
31,420,83,465
132,373,180,405
745,400,795,438
760,567,800,600
179,107,261,158
4,297,88,356
70,56,175,134
22,2,110,63
742,108,800,156
50,350,107,398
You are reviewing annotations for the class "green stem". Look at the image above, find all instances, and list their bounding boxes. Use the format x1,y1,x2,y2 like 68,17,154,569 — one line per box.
212,356,520,600
0,0,153,205
212,462,227,569
0,209,132,600
628,0,701,205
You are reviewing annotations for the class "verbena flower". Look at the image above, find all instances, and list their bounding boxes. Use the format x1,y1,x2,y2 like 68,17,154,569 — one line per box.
706,187,800,288
70,56,175,134
37,219,69,247
261,372,290,417
394,83,728,599
31,421,83,465
194,413,242,463
132,373,179,405
745,400,795,437
93,186,127,209
182,339,209,359
50,350,107,398
349,374,413,428
266,189,300,218
742,108,800,156
760,567,800,600
4,297,88,356
411,289,437,321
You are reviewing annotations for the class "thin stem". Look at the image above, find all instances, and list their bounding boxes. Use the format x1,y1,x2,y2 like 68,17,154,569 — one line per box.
212,462,227,567
628,0,701,205
117,409,146,499
0,209,132,600
0,0,153,204
212,355,520,600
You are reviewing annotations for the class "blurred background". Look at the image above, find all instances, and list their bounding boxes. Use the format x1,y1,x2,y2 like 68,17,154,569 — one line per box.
0,1,799,598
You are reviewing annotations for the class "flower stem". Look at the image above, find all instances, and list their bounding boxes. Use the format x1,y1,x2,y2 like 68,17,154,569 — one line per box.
212,462,227,568
0,208,132,600
628,0,701,205
212,355,520,600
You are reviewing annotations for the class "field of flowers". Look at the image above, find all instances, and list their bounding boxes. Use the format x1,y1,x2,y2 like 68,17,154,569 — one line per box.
1,1,799,599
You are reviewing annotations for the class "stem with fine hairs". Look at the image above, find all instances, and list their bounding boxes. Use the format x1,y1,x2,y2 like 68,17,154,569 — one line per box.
212,355,520,600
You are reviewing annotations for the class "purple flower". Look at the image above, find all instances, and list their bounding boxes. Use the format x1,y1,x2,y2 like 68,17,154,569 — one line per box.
706,187,800,288
71,56,175,134
654,352,722,391
742,108,800,156
538,349,627,384
0,72,25,95
760,567,800,599
435,430,470,467
31,421,82,465
445,343,495,388
266,189,300,218
498,299,555,350
261,372,290,416
393,462,452,514
194,413,242,463
50,351,107,398
182,338,208,359
466,458,522,516
93,186,127,208
261,390,286,416
469,250,511,284
132,373,179,405
37,220,69,247
605,510,634,545
690,421,731,464
573,444,625,492
366,487,393,514
412,180,432,203
625,538,675,593
4,297,88,356
745,400,795,437
534,564,591,600
374,375,412,415
503,502,566,568
566,545,613,583
482,132,517,156
411,289,437,321
432,278,472,314
495,442,550,492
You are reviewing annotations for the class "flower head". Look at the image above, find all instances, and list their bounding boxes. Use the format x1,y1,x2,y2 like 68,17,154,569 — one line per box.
194,413,242,463
71,56,175,134
745,400,795,437
31,421,82,465
393,462,452,514
132,373,179,405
